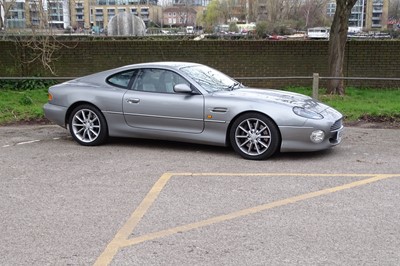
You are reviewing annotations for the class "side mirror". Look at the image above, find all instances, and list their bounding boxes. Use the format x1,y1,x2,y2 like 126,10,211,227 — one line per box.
174,83,193,93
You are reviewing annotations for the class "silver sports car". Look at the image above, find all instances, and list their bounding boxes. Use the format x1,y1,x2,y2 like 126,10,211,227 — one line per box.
44,62,344,160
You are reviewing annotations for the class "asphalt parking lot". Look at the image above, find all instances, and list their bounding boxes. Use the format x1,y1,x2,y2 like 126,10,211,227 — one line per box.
1,125,399,265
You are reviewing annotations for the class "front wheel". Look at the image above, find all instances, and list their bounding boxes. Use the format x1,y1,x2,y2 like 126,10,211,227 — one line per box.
229,113,280,160
68,104,108,146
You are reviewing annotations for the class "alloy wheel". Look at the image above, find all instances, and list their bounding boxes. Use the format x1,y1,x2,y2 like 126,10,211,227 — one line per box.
71,109,101,143
234,118,272,156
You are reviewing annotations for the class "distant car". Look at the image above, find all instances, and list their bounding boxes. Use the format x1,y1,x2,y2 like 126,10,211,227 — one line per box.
186,26,194,34
268,34,287,40
44,62,344,160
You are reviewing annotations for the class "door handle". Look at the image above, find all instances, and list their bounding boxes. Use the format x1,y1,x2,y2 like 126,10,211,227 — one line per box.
126,98,140,104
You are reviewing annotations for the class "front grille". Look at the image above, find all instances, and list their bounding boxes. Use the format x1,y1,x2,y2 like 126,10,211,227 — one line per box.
330,119,343,131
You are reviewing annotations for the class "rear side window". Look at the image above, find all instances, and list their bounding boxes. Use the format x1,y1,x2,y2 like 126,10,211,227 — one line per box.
107,70,137,88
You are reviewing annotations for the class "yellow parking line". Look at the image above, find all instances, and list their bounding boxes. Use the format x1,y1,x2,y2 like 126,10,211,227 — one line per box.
93,173,173,266
187,173,377,177
120,174,397,247
94,173,398,265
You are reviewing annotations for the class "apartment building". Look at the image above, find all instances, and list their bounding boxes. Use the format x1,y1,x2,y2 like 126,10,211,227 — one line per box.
2,0,25,28
162,6,196,27
327,0,389,31
365,0,388,29
2,0,69,29
2,0,161,31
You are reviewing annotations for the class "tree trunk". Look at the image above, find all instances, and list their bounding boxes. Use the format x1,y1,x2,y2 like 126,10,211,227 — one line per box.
327,0,358,95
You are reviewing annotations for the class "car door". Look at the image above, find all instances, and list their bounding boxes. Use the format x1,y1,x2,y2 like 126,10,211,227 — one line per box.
122,68,204,134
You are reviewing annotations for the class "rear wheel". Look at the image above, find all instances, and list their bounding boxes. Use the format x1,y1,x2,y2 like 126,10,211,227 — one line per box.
68,104,108,146
230,113,280,160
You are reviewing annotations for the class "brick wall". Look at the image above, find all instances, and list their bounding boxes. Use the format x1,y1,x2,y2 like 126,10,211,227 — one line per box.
0,42,19,76
0,40,399,88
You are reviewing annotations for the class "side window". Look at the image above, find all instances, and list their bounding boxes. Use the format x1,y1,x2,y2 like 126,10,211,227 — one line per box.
158,70,190,93
133,69,190,94
107,70,137,88
133,69,162,92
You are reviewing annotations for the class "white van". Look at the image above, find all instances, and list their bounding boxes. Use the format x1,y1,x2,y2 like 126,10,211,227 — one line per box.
307,27,330,39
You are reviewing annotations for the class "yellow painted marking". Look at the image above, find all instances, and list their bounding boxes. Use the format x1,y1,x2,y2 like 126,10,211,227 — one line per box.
93,173,173,266
187,173,378,177
94,173,399,265
121,174,397,247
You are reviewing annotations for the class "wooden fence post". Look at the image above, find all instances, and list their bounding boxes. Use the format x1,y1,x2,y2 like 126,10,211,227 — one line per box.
312,73,319,100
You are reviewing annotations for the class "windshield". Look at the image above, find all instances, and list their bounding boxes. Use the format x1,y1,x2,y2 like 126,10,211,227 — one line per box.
180,65,241,92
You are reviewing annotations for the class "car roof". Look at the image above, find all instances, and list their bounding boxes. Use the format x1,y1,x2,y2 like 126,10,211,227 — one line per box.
121,61,201,70
71,62,203,85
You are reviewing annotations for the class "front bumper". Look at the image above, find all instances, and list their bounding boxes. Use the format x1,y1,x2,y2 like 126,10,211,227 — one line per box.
279,113,344,153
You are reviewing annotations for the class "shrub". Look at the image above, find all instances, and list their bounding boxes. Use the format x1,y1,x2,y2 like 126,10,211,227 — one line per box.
0,79,57,91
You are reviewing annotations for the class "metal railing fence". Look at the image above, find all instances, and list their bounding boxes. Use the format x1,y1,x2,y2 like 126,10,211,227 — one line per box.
235,74,400,99
1,74,400,100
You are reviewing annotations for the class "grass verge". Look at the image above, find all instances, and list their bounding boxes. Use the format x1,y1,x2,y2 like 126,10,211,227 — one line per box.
286,87,400,123
0,87,399,127
0,89,48,125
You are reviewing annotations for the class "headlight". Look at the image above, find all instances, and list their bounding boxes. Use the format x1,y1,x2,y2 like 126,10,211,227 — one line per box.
293,107,323,120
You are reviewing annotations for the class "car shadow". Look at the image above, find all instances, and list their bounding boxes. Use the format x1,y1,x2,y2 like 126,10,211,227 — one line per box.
107,137,337,161
108,136,230,153
272,149,336,161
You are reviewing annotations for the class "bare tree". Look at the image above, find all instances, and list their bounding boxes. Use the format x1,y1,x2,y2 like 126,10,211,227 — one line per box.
389,0,400,18
266,0,285,22
174,0,195,27
283,0,303,20
327,0,358,95
301,0,330,28
254,0,330,31
11,0,77,75
218,0,231,22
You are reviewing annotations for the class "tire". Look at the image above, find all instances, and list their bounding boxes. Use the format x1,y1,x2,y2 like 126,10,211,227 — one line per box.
68,104,108,146
229,113,280,160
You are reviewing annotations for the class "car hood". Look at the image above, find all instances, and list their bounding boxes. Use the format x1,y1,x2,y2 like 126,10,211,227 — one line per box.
214,88,329,113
